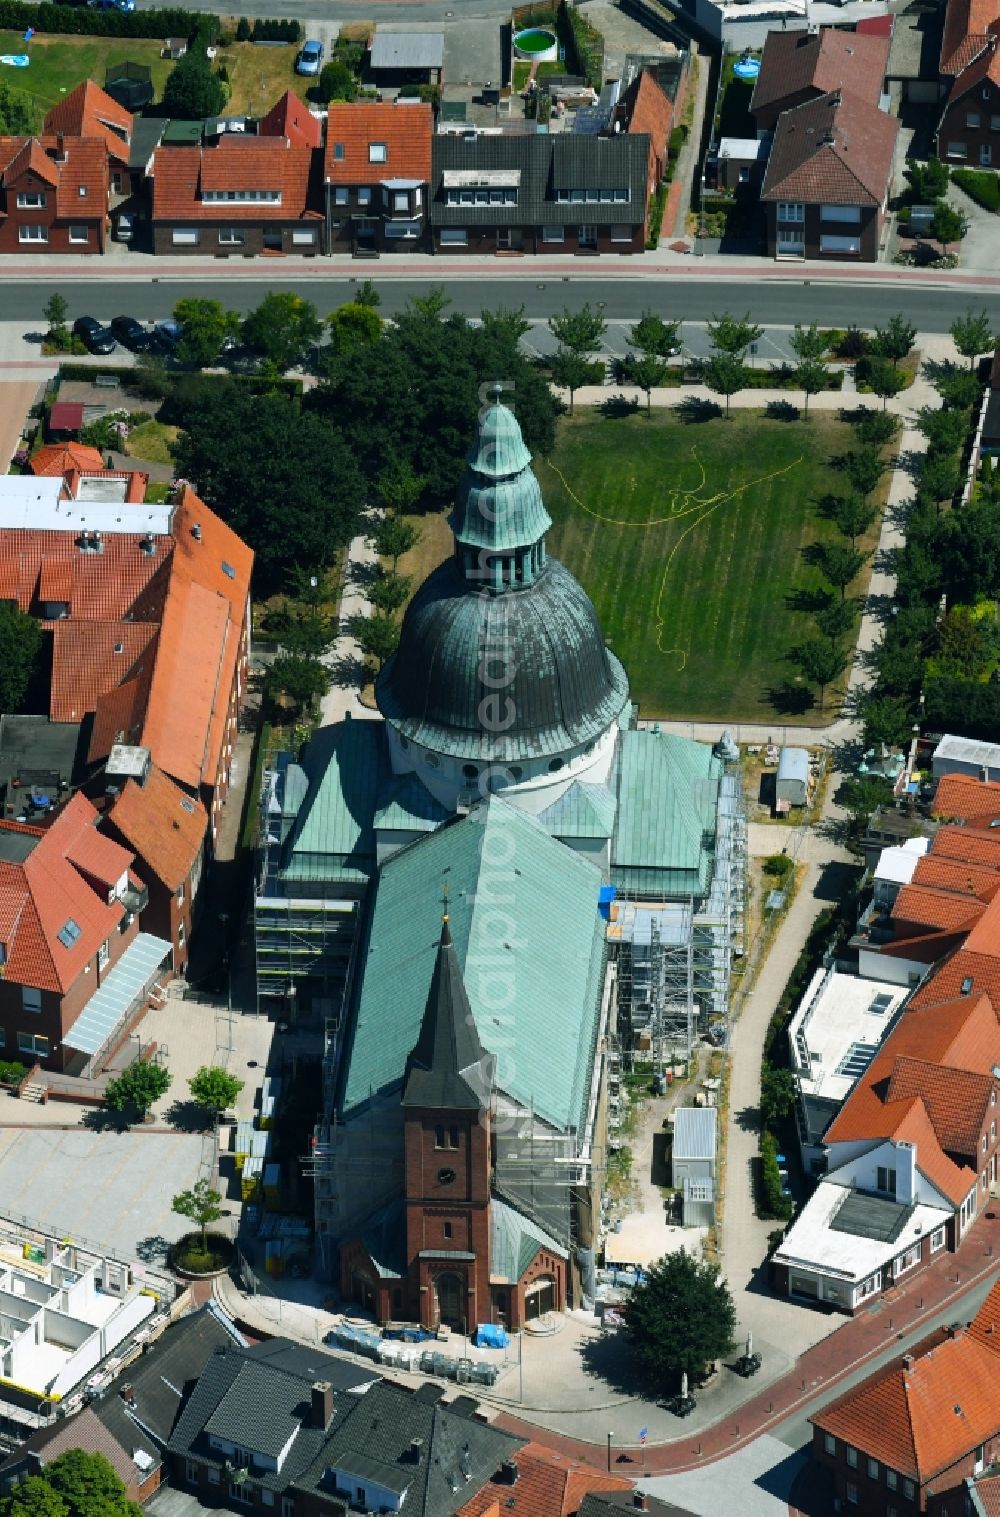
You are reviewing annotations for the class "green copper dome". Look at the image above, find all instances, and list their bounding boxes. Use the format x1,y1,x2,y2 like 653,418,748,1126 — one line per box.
449,398,552,564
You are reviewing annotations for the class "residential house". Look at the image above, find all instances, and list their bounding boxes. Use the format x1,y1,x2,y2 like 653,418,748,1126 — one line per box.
750,28,890,132
29,442,106,479
43,81,133,196
259,90,323,150
0,792,165,1074
617,68,674,196
933,771,1000,819
324,102,433,254
939,0,998,78
430,132,651,255
0,134,110,255
968,1470,1000,1517
101,755,208,973
0,1302,245,1501
937,36,1000,165
150,134,323,256
455,1442,633,1516
810,1277,1000,1517
759,89,897,261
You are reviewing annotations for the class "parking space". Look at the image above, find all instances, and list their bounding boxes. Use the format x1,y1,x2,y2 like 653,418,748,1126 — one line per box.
522,319,799,366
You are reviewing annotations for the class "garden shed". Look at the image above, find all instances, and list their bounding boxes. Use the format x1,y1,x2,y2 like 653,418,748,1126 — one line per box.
775,747,810,808
672,1106,716,1191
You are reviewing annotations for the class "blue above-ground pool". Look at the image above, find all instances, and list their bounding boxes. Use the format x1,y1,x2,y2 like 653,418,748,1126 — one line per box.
733,57,760,78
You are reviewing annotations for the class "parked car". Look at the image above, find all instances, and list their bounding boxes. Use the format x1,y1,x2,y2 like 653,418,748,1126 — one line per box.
73,317,116,355
114,210,135,243
151,319,182,354
110,316,151,352
295,39,324,75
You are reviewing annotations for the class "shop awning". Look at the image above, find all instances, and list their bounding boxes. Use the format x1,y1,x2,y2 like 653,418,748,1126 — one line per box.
63,932,171,1056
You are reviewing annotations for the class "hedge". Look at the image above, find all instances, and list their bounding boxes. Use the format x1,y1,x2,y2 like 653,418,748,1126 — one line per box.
250,17,301,41
0,0,215,36
952,167,1000,212
667,124,688,159
758,1131,793,1221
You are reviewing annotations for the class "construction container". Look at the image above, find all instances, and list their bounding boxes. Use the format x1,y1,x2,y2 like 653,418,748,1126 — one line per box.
259,1076,282,1130
251,1129,272,1162
262,1162,281,1208
241,1154,263,1201
233,1120,254,1173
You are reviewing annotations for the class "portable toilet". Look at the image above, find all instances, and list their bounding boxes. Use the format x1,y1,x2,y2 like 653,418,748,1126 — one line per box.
259,1076,282,1129
263,1162,281,1208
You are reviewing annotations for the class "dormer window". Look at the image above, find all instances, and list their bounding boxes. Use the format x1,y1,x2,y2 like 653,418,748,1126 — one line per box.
333,142,345,159
369,143,388,163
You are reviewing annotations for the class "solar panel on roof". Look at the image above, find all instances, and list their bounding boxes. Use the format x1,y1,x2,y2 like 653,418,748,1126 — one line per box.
836,1041,878,1078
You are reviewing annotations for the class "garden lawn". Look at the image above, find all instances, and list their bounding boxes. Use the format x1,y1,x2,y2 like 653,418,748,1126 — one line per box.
126,420,178,467
0,32,172,116
216,40,304,116
539,409,881,722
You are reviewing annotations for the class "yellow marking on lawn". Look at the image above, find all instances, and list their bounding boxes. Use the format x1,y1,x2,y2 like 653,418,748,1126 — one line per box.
541,450,805,670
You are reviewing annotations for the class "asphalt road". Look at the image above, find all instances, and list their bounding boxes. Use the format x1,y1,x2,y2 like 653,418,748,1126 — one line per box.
6,277,1000,332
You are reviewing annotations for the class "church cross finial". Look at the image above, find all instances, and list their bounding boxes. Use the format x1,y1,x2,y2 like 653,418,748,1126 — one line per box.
441,879,450,923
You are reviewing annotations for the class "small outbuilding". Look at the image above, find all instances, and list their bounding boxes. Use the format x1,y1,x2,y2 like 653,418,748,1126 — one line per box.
671,1105,717,1221
776,746,810,809
368,29,444,85
932,733,1000,783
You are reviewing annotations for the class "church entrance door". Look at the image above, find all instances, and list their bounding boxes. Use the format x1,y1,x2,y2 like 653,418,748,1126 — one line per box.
524,1275,556,1320
435,1272,464,1331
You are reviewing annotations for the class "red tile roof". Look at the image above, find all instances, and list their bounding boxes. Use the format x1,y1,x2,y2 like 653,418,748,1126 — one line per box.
761,90,898,207
944,36,1000,104
752,27,890,117
969,1275,1000,1353
883,1056,993,1154
151,139,320,222
933,773,1000,825
30,444,106,479
0,135,58,186
455,1442,632,1517
324,101,433,184
940,0,1000,73
43,81,132,166
0,530,171,623
88,665,155,764
50,621,158,724
259,90,321,149
813,1328,1000,1484
0,793,130,994
106,765,207,891
626,69,673,165
911,854,1000,900
973,1474,1000,1517
933,825,1000,868
38,136,109,219
891,883,985,935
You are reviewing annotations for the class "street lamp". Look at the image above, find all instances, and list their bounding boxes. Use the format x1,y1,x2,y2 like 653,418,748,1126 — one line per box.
606,1431,614,1472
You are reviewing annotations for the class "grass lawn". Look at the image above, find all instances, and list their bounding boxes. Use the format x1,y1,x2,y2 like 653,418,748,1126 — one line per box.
126,420,178,467
391,509,453,587
714,55,757,139
0,32,173,116
216,40,303,116
538,409,884,722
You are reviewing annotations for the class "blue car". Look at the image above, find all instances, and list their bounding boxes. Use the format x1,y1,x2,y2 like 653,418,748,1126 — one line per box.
295,39,324,75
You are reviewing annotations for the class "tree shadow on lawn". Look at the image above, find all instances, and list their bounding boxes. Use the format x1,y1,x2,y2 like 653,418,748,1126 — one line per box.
766,681,817,716
785,585,834,614
675,396,723,424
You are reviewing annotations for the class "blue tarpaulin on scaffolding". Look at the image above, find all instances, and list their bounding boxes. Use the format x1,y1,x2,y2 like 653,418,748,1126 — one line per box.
473,1324,509,1349
598,885,617,920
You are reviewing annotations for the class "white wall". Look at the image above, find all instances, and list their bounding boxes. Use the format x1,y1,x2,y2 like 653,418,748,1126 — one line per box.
857,946,924,986
827,1137,950,1209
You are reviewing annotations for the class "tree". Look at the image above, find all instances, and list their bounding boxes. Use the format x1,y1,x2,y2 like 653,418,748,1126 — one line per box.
797,357,829,416
235,15,250,39
852,408,897,447
867,362,907,416
0,602,42,715
2,1476,68,1517
859,693,914,750
792,636,850,709
916,404,970,456
707,311,763,357
43,292,68,335
171,386,364,591
351,610,400,670
480,304,531,344
172,298,240,367
242,293,323,373
760,1066,796,1130
950,309,993,370
371,512,418,571
325,302,383,363
189,1065,244,1121
844,445,885,500
829,494,876,546
548,301,607,355
918,453,962,509
622,352,669,414
628,310,682,357
549,347,603,414
268,654,328,709
815,540,867,599
104,1061,171,1118
162,51,225,119
0,80,37,137
789,322,827,363
624,1250,737,1389
367,571,411,615
903,156,949,202
814,597,856,642
171,1177,223,1251
703,352,747,418
933,365,982,410
354,278,380,308
930,200,968,245
870,314,917,369
318,58,357,102
5,1452,142,1517
376,463,425,518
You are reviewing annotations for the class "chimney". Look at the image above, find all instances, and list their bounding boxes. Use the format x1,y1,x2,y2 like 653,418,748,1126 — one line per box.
408,1439,424,1464
902,1354,913,1370
633,1494,649,1512
498,1460,519,1485
56,132,67,162
191,523,202,541
311,1380,333,1430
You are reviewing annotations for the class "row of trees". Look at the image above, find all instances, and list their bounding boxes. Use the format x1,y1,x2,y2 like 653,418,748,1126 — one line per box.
104,1059,243,1122
859,310,995,751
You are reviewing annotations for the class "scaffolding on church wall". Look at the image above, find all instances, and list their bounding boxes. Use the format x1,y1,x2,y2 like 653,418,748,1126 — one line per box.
611,760,747,1064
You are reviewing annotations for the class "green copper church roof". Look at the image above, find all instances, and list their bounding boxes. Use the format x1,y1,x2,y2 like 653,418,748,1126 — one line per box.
490,1195,568,1284
280,718,386,885
338,799,607,1134
539,781,617,840
612,730,722,898
450,399,552,555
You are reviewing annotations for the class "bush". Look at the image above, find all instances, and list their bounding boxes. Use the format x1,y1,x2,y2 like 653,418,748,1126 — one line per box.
235,14,249,39
836,325,868,360
0,0,213,36
251,16,300,40
171,1231,234,1274
763,853,793,880
667,124,688,159
646,183,666,249
951,167,1000,212
0,1060,25,1086
850,408,898,446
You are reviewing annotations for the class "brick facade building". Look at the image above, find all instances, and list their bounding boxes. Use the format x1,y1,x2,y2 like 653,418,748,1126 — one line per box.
0,135,110,255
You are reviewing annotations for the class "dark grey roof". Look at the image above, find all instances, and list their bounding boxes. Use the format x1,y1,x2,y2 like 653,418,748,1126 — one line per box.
402,920,494,1111
377,558,630,762
370,30,444,69
241,1340,377,1394
430,132,649,227
830,1189,916,1244
0,715,84,790
294,1381,523,1516
205,1361,303,1457
579,1494,700,1516
96,1304,241,1449
129,114,168,170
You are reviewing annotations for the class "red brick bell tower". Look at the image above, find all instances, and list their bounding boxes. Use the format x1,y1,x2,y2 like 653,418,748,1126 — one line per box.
401,917,495,1333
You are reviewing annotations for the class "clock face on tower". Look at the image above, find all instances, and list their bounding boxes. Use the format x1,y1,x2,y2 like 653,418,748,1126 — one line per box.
437,1167,456,1186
